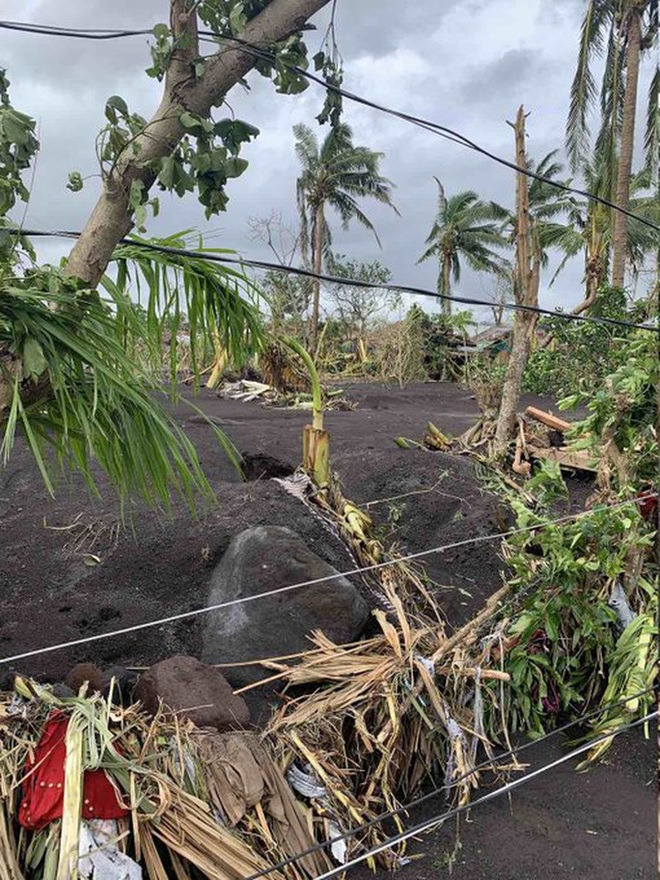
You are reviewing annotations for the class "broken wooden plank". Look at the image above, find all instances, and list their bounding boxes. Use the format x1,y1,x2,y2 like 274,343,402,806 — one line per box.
527,445,598,473
525,406,572,433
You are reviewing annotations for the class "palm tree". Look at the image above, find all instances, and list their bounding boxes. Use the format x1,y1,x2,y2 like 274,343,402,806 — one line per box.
418,179,508,316
544,160,659,312
294,122,397,352
566,0,659,288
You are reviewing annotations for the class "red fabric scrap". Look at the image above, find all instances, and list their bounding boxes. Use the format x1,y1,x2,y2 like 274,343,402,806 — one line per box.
19,710,129,831
637,489,657,522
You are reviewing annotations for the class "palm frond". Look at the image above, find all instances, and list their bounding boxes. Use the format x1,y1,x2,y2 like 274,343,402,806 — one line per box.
643,64,659,178
293,123,319,172
0,277,226,508
567,0,613,170
107,232,264,389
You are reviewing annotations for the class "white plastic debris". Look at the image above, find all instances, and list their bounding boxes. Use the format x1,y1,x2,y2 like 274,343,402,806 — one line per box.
608,581,636,632
286,763,328,800
414,654,435,676
78,820,142,880
327,820,348,864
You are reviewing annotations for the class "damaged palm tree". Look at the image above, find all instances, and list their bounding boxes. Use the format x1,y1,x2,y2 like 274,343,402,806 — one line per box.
494,106,541,455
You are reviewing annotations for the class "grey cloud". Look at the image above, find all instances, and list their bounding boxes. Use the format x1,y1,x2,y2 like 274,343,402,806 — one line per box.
459,49,551,108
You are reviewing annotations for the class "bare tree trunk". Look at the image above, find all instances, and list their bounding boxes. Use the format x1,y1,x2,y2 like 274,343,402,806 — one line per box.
308,201,324,353
64,0,331,287
440,253,451,316
611,8,642,289
495,107,540,453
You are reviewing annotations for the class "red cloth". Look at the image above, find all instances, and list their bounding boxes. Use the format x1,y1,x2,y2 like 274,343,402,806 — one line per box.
19,711,129,830
637,489,657,521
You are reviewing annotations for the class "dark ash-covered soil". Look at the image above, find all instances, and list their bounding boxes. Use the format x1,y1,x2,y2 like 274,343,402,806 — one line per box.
0,380,655,878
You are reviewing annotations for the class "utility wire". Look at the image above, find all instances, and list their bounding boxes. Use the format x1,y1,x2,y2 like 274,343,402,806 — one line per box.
1,19,659,234
0,497,652,666
235,685,659,880
307,711,658,880
9,228,658,333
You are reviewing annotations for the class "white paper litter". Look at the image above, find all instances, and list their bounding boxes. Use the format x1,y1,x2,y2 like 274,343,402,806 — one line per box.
78,820,142,880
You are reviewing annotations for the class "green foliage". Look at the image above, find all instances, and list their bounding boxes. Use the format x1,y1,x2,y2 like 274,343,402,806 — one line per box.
105,230,265,392
74,7,343,227
155,115,259,218
0,266,229,508
0,69,39,215
493,491,654,738
523,287,643,396
559,329,659,489
566,0,659,172
262,269,311,334
327,253,396,332
485,331,658,746
417,309,474,380
295,121,397,254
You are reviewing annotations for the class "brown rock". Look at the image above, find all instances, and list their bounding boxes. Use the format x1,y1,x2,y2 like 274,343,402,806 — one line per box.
134,655,250,731
65,663,105,695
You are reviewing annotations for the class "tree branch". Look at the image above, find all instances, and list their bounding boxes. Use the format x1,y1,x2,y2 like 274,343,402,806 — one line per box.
65,0,331,288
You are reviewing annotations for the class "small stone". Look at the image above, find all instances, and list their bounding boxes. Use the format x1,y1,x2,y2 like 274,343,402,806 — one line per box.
51,683,75,699
65,663,105,695
134,655,250,732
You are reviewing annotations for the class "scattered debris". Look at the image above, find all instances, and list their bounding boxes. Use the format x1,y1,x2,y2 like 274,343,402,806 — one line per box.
217,379,355,411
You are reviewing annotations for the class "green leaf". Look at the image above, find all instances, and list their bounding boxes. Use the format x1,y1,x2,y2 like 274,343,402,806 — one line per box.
128,179,145,210
66,171,84,193
2,109,31,145
158,155,176,189
105,95,129,123
152,23,170,40
22,337,47,380
224,156,248,178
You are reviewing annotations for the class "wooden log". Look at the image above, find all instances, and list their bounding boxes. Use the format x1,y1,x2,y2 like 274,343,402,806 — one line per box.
525,406,572,433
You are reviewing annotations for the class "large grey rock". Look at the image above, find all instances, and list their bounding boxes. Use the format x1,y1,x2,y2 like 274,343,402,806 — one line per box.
201,526,370,690
134,655,250,731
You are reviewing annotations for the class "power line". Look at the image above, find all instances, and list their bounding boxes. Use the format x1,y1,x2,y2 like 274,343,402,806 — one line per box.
10,228,658,333
1,19,659,235
0,496,651,666
234,685,659,880
307,711,658,880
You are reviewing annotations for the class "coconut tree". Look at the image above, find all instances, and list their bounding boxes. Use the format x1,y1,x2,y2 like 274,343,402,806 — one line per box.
418,179,508,316
294,122,397,353
544,160,659,312
566,0,659,288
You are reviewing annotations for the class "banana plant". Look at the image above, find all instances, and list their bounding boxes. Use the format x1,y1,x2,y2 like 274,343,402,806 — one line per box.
281,335,329,489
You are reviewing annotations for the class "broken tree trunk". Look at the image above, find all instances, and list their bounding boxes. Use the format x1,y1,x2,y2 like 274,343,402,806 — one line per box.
494,106,540,454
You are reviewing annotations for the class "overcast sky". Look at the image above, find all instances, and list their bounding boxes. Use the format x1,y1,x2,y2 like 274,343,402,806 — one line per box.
1,0,656,321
